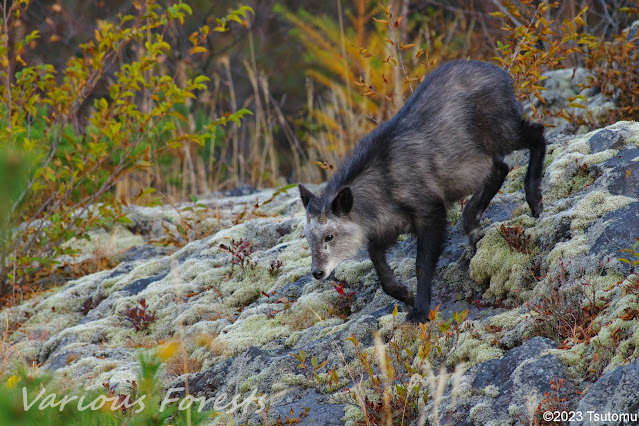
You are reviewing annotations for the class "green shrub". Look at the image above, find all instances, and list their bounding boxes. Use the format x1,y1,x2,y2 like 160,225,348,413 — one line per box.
0,0,252,299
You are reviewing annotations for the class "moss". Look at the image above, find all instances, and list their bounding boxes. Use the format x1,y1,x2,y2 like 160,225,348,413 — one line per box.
545,234,590,266
502,165,527,193
487,309,527,331
219,314,291,354
544,143,563,169
446,323,504,367
469,226,535,301
605,121,639,149
343,404,365,426
60,225,145,263
570,191,634,232
469,402,493,424
483,384,500,398
334,259,375,284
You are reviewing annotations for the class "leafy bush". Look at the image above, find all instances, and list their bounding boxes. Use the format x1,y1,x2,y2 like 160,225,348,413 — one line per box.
0,0,252,299
491,0,597,119
584,20,639,125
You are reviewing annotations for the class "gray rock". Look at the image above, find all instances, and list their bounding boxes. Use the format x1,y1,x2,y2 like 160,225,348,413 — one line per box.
472,336,557,390
590,129,626,153
590,202,639,273
266,388,345,425
121,274,167,295
601,148,639,198
571,360,639,426
427,337,567,425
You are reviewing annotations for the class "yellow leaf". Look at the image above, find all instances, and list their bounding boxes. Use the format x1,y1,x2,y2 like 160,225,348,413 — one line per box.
188,46,208,55
158,341,180,361
6,375,20,389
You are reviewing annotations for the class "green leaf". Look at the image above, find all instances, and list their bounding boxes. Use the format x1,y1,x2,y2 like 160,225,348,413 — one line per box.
116,216,133,224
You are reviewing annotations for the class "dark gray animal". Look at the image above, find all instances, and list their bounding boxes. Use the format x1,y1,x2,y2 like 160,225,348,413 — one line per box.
298,59,546,323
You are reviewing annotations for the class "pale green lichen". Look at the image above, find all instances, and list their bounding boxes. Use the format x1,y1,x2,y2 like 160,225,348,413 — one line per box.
570,191,634,232
218,314,291,355
502,165,527,193
483,384,500,398
334,259,375,284
60,225,145,264
343,404,365,426
469,225,536,301
469,402,493,424
446,321,504,367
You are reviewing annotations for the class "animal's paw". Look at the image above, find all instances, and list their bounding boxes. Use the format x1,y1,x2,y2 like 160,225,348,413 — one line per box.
527,194,543,218
406,307,430,324
530,202,543,218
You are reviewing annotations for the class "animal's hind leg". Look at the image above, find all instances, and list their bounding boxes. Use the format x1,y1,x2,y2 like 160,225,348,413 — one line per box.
462,158,510,247
368,241,415,307
523,122,546,217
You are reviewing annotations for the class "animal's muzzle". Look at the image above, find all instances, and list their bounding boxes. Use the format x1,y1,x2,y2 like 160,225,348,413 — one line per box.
312,270,324,280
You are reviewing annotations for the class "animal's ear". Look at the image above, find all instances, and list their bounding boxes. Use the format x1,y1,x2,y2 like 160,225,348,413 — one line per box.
298,184,316,209
331,187,353,216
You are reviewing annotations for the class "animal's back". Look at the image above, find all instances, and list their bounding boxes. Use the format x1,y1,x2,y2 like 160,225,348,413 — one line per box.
324,59,528,235
380,60,523,207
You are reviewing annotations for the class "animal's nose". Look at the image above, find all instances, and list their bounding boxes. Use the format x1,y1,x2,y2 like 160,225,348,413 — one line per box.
312,270,324,280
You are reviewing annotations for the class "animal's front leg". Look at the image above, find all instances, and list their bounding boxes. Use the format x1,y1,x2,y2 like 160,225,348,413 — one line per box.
407,212,447,324
368,242,415,307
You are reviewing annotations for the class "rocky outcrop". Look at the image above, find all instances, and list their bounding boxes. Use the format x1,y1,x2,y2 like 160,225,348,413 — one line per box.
2,122,639,424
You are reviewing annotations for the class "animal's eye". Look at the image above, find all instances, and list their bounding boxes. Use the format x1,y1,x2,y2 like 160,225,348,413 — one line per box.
324,234,334,242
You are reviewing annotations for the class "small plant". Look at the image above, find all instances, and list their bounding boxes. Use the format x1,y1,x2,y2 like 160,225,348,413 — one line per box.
123,298,157,332
102,379,138,414
159,195,218,248
267,406,311,425
619,238,639,269
331,281,356,319
347,305,468,425
268,259,283,276
500,224,532,254
535,378,573,425
290,348,329,386
219,238,256,274
526,275,606,349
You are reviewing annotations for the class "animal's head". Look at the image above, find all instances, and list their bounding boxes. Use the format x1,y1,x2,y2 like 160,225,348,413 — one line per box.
298,184,365,280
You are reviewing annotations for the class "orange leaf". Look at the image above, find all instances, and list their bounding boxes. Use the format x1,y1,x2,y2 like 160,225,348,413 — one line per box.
373,18,390,26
